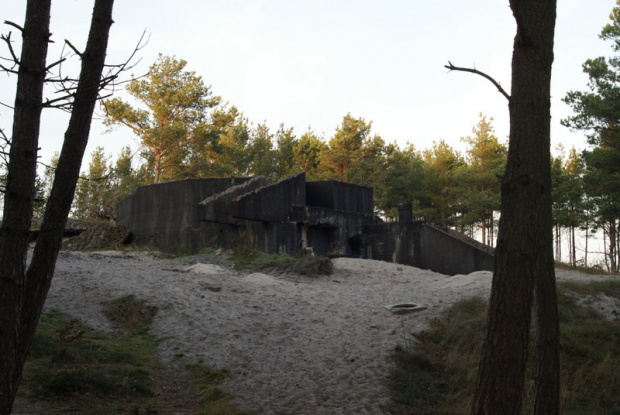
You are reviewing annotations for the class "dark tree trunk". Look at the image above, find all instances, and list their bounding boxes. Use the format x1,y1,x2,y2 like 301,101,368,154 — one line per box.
471,0,559,414
0,2,52,412
0,1,115,413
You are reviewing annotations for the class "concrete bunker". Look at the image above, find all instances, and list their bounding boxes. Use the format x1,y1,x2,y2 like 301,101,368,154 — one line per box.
116,173,494,275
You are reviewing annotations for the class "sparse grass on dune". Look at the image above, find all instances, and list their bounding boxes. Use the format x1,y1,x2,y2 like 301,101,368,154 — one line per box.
389,282,620,415
555,260,616,276
19,295,251,415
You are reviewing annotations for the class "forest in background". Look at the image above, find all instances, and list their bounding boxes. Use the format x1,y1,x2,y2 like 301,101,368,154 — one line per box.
26,49,617,274
22,1,620,274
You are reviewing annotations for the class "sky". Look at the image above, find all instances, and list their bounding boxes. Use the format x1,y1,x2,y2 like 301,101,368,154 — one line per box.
0,0,617,169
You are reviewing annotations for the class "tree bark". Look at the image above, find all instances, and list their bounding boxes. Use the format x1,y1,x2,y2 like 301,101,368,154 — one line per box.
0,1,115,413
471,0,558,414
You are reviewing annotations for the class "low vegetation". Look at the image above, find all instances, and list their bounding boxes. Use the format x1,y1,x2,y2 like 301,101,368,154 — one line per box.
19,295,250,414
185,363,253,415
389,280,620,415
555,260,614,276
231,247,333,276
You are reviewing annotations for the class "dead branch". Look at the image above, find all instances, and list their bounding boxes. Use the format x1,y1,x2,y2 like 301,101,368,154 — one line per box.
37,160,111,182
3,21,23,32
41,30,148,111
1,31,20,67
445,61,510,101
45,56,66,72
64,39,82,57
0,63,18,74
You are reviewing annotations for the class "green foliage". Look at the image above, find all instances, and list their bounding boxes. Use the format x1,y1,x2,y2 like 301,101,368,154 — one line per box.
103,54,220,183
292,129,327,179
193,105,254,178
373,143,425,219
231,247,333,276
389,284,620,415
562,1,620,272
21,308,157,407
73,147,112,220
273,124,299,178
21,301,249,414
457,114,506,243
72,146,143,220
186,362,252,415
418,140,466,228
320,113,386,185
248,123,276,177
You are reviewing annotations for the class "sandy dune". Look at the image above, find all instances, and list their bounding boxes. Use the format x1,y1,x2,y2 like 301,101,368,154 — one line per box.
41,250,615,414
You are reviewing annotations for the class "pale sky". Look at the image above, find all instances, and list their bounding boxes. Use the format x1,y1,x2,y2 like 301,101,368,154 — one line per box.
1,0,616,168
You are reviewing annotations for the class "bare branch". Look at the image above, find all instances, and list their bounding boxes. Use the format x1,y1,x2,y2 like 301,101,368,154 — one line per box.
1,31,20,66
64,39,82,57
39,30,149,111
445,61,510,101
3,21,23,32
0,63,18,74
45,56,66,71
37,160,111,182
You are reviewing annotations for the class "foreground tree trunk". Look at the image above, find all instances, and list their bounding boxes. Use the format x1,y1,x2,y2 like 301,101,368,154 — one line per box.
0,1,115,413
0,2,52,411
471,0,559,414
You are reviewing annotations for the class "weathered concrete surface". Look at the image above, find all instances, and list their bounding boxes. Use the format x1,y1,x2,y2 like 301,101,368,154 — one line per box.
233,173,306,222
363,221,494,275
115,173,495,275
199,176,267,224
418,224,494,275
290,206,373,257
306,180,373,214
116,178,250,252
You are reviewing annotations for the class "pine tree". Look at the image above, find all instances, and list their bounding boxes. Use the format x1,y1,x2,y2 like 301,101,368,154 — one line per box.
562,0,620,273
460,114,507,245
103,55,220,183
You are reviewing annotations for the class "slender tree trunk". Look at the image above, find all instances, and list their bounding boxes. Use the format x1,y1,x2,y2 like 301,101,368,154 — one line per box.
481,210,487,245
554,224,561,261
489,211,494,247
585,222,589,267
616,218,619,273
154,152,163,183
609,219,618,274
567,226,572,265
571,224,576,267
471,0,558,414
0,2,115,413
488,212,492,247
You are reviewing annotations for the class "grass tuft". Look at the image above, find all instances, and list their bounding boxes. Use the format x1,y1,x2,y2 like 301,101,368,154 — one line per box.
231,247,333,276
102,294,158,335
185,362,253,415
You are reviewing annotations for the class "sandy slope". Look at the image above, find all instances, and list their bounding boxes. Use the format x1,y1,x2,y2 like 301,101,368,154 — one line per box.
39,250,616,415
